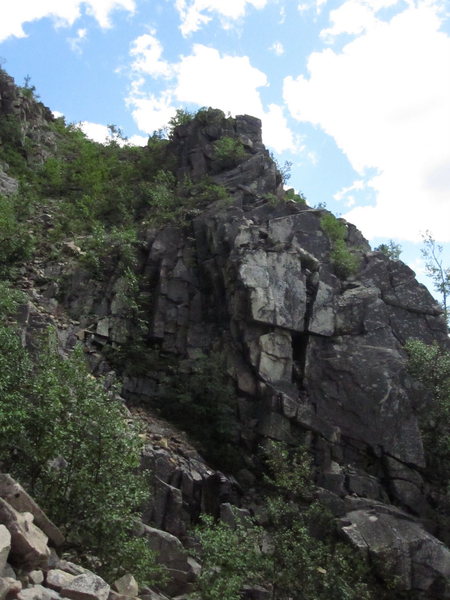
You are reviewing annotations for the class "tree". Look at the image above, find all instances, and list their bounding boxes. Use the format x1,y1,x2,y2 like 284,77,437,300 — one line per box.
405,339,450,489
0,312,161,584
194,513,266,600
421,231,450,325
375,240,402,260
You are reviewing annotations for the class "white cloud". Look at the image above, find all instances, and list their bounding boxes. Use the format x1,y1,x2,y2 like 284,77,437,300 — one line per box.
306,150,318,166
174,44,267,116
79,121,111,143
127,38,297,153
127,134,148,146
262,104,297,153
321,0,399,40
333,179,365,202
283,1,450,241
78,121,147,146
175,0,268,36
83,0,135,28
126,90,176,134
298,0,329,15
68,27,87,53
0,0,135,42
269,41,285,56
130,30,173,78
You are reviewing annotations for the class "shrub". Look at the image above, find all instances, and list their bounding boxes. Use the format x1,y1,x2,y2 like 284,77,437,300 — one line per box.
262,442,373,600
194,513,266,600
375,240,402,260
168,109,194,137
285,188,306,204
0,194,34,277
213,137,246,169
193,442,374,600
0,326,161,585
405,339,450,488
320,213,360,278
195,107,226,126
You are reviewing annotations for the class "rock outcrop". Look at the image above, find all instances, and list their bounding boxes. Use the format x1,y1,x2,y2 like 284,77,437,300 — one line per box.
2,73,450,597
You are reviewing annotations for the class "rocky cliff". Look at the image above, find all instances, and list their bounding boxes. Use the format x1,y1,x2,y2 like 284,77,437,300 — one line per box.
1,69,450,598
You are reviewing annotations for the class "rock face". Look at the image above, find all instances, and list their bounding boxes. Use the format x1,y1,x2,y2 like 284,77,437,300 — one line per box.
340,504,450,598
6,99,450,597
0,68,56,167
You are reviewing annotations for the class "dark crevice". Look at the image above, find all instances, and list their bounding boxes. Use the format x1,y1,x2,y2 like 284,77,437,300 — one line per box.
292,332,309,388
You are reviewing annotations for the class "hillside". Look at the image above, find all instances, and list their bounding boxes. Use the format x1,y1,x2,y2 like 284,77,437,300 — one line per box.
1,67,450,599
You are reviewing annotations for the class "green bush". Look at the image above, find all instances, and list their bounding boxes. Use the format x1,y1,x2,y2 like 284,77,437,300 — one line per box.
320,213,359,278
405,339,450,488
168,108,194,137
213,137,246,169
262,442,373,600
0,114,28,175
0,325,161,585
193,442,374,600
0,194,34,277
194,513,266,600
375,241,402,260
285,188,306,204
195,107,226,126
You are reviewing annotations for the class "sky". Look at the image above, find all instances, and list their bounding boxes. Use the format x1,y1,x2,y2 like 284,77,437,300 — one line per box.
0,0,449,294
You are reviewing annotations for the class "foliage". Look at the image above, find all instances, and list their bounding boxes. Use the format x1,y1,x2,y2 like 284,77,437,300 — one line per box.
285,187,306,204
168,108,194,137
421,231,450,325
195,107,226,126
0,281,25,319
405,339,450,488
0,114,29,175
262,441,373,600
213,136,247,169
155,352,239,470
194,442,374,600
269,153,293,185
194,513,266,600
0,194,34,277
320,213,360,278
181,176,231,207
20,75,39,100
375,240,402,260
0,322,161,585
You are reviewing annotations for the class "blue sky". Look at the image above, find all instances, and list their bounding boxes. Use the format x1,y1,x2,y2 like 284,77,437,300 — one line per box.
1,0,450,293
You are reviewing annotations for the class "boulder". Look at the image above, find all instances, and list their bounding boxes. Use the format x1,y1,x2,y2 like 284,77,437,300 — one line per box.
46,569,76,592
17,585,58,600
0,499,50,569
62,573,110,600
140,526,199,596
0,475,64,547
28,571,44,585
0,527,11,575
340,507,450,597
112,575,138,598
0,577,22,600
